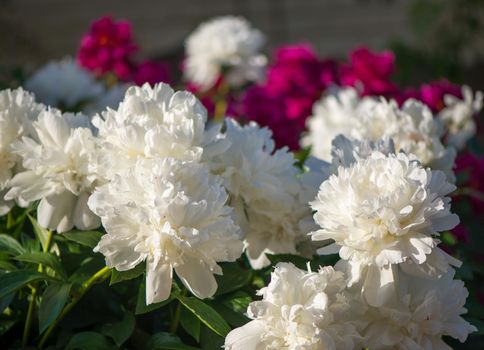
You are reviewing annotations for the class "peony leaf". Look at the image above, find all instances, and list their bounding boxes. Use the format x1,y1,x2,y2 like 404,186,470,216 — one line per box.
101,311,135,346
180,305,201,342
27,214,51,252
110,264,144,285
0,269,53,298
146,332,201,350
65,331,114,350
38,282,72,333
62,230,103,249
214,262,251,296
15,252,67,279
0,234,25,256
176,295,231,337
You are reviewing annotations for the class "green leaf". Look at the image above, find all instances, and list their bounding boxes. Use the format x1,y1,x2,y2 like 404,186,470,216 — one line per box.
135,282,173,315
147,332,201,350
214,263,251,296
199,325,224,350
101,311,135,346
15,252,67,279
62,230,103,249
176,295,231,337
27,214,51,251
0,234,25,255
110,264,144,285
38,282,72,333
180,305,201,342
66,331,114,350
0,269,51,298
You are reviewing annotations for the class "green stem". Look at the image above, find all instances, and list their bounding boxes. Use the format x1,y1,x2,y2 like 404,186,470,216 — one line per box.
213,82,230,122
38,266,111,348
21,229,53,346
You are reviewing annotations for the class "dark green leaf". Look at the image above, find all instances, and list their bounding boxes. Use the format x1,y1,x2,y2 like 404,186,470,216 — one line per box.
135,282,173,315
0,234,25,255
65,331,114,350
39,282,72,333
0,269,51,298
180,305,201,342
147,332,201,350
0,292,15,313
27,214,51,251
176,295,231,337
15,252,67,279
62,230,103,249
215,263,251,296
101,311,135,346
110,264,144,285
199,325,224,350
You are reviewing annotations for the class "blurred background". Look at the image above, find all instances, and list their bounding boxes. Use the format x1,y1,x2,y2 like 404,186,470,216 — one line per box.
1,0,484,89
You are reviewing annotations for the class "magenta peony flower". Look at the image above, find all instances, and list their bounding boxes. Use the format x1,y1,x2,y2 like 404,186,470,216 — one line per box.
133,61,171,86
243,44,339,149
418,80,463,113
340,46,398,97
78,16,138,80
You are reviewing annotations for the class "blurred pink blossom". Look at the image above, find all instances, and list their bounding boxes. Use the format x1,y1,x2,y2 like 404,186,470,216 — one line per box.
78,16,138,80
134,61,171,86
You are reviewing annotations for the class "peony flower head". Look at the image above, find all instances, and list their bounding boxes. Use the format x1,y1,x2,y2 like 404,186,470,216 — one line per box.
0,88,45,215
363,269,476,349
209,119,312,268
301,87,362,161
133,60,171,86
77,15,137,80
438,85,483,150
417,79,462,113
340,46,398,97
225,262,363,350
243,44,339,149
303,88,456,180
311,151,459,276
25,58,104,109
5,108,100,232
89,158,243,304
184,16,266,90
93,83,225,179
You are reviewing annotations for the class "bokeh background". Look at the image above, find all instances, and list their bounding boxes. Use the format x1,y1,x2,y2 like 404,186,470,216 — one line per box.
1,0,484,90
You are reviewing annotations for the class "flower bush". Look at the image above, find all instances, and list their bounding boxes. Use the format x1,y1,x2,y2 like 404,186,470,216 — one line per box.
0,14,483,350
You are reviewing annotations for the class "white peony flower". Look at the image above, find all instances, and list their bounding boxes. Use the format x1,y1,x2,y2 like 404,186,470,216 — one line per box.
5,108,100,232
184,16,266,90
89,158,243,304
439,85,483,150
310,152,460,304
302,87,456,181
25,57,104,108
93,83,226,180
225,262,363,350
209,119,310,268
301,87,362,161
0,88,45,215
363,269,477,350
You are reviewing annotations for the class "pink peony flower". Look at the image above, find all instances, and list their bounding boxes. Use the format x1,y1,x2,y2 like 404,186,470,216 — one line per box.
340,46,398,97
242,44,339,149
133,61,171,86
417,79,462,113
78,16,138,80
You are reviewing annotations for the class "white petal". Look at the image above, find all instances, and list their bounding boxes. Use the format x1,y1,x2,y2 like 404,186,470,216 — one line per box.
224,320,265,350
175,256,217,299
38,191,77,233
73,192,101,230
146,259,173,305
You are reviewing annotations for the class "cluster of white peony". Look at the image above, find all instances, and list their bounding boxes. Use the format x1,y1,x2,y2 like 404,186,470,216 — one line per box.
227,135,476,349
184,16,267,91
303,86,482,182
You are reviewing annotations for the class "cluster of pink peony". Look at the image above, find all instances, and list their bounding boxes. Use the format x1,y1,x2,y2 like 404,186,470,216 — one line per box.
78,16,170,85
